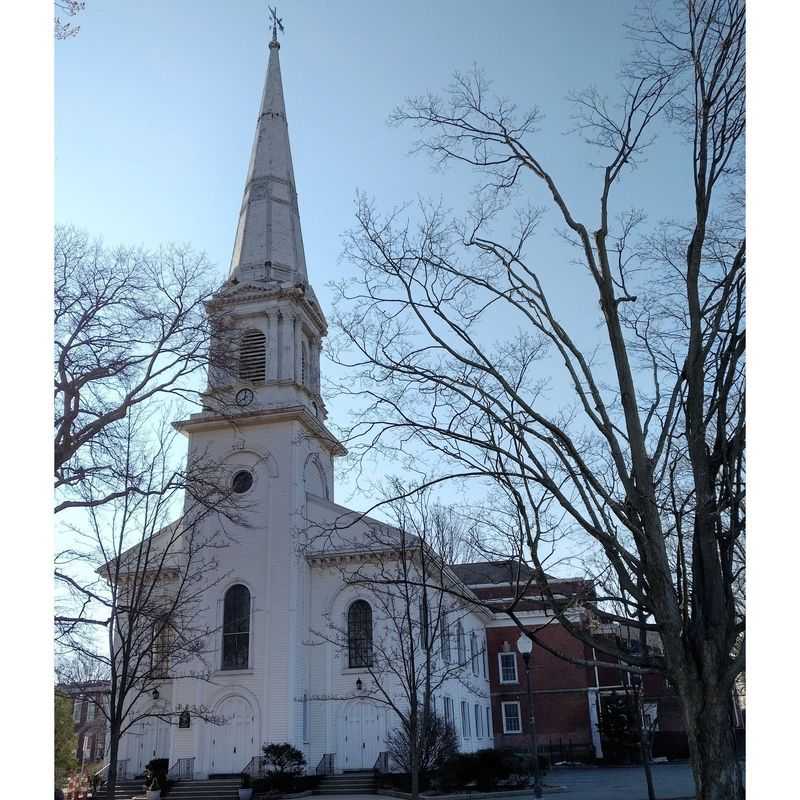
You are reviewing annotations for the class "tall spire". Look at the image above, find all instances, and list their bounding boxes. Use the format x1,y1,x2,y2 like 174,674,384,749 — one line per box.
229,17,307,284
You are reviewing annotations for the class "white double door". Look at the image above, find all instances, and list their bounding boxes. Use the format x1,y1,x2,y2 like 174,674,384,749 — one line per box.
210,696,256,775
339,701,385,771
134,720,170,774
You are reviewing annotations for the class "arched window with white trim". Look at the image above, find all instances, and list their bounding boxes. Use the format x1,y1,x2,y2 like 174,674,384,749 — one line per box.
456,621,466,666
347,599,373,668
222,584,251,670
238,329,266,384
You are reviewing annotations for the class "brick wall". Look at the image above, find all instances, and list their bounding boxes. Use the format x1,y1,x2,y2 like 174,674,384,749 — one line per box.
486,624,596,751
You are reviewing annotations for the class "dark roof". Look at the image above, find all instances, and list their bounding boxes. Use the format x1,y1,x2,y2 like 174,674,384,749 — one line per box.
450,560,547,586
56,680,111,695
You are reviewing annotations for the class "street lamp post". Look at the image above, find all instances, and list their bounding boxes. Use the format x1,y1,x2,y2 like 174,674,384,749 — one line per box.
517,633,542,799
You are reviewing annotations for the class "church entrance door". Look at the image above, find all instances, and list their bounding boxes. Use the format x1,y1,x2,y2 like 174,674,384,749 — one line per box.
339,701,385,771
209,696,255,775
134,719,170,775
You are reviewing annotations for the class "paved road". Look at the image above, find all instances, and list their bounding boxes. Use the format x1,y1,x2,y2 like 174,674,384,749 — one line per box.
546,763,696,799
66,765,727,800
333,763,701,800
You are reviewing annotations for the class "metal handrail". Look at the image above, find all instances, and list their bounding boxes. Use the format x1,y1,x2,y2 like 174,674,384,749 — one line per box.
315,753,335,776
373,751,390,773
241,755,268,779
167,757,195,782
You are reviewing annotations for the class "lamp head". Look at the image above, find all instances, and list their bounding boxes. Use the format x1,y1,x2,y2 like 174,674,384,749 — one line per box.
516,632,533,655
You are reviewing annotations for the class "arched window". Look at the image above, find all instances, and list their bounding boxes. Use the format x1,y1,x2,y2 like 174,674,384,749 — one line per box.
347,600,373,668
222,584,250,670
456,621,466,666
239,329,266,384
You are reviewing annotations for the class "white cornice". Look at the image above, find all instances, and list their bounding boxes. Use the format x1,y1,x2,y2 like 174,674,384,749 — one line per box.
172,404,346,456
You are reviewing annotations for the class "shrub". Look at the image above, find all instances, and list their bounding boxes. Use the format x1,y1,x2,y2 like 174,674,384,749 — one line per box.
435,749,545,792
386,713,460,777
250,771,319,795
261,743,307,792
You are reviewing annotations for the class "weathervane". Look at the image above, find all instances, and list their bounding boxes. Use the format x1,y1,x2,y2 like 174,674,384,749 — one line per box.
268,6,284,44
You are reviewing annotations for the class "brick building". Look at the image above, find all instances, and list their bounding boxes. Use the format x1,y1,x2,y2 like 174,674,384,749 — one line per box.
451,561,686,762
58,681,110,766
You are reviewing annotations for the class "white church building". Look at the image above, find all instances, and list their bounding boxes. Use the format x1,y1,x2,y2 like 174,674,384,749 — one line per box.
115,27,496,779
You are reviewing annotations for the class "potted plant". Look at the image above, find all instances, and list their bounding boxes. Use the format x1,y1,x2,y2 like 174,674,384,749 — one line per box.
239,772,253,800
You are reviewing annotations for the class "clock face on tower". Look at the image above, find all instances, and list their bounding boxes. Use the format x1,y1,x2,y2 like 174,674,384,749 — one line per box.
235,388,254,407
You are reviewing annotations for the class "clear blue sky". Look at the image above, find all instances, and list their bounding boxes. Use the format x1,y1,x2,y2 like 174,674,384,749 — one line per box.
56,0,693,509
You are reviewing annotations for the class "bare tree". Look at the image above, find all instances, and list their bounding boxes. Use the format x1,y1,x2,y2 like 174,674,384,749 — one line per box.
307,487,486,799
328,3,744,799
55,409,242,797
55,1,85,40
54,225,230,515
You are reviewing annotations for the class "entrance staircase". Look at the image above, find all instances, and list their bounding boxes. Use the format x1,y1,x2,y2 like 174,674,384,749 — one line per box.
101,777,240,800
316,770,377,795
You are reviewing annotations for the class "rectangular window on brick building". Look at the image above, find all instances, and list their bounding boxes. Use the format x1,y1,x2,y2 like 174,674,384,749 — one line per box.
499,652,518,683
501,701,522,734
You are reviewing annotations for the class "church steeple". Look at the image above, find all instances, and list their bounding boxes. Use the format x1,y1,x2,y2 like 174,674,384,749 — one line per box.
229,24,307,284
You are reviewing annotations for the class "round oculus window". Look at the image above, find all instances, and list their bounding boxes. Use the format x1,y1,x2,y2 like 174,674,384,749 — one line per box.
231,470,254,494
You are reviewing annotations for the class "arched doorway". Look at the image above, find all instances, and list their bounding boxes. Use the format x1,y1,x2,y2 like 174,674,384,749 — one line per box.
338,701,386,771
209,696,256,775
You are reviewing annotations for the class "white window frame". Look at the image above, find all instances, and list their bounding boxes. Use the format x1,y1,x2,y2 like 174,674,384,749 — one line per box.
86,700,96,721
498,652,518,684
456,622,466,665
72,698,81,722
440,621,451,664
470,632,479,675
482,638,488,678
486,705,492,737
443,696,454,728
474,703,483,738
419,598,431,650
642,702,660,731
461,700,471,738
501,701,522,734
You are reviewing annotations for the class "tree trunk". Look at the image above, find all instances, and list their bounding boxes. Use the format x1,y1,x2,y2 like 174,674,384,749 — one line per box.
684,689,743,800
409,710,420,800
106,726,119,800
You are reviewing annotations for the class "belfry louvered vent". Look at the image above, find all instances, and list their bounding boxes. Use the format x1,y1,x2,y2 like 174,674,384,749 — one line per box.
238,329,266,384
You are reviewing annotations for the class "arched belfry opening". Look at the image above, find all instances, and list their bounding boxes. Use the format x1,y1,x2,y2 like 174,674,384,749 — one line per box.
238,329,266,384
